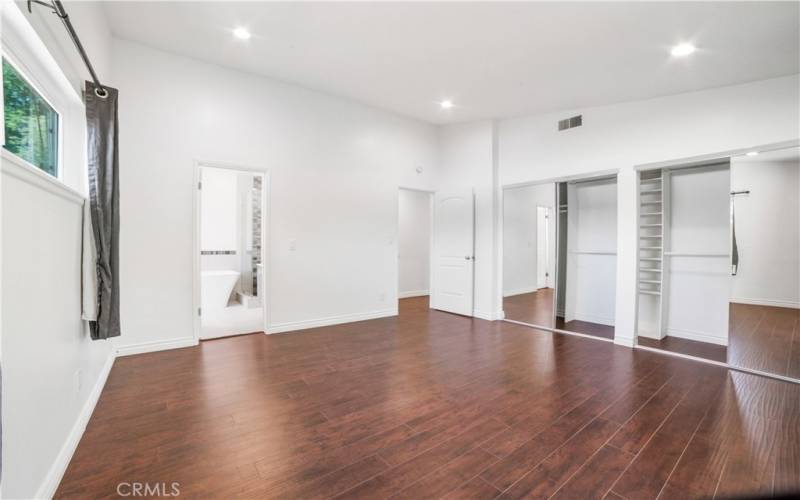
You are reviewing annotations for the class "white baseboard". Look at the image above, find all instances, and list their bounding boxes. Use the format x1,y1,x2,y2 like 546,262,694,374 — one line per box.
502,286,539,298
614,335,635,348
116,336,198,357
35,350,116,499
473,309,503,321
267,309,397,334
637,329,666,341
398,290,429,299
730,297,800,309
666,327,728,346
573,312,615,327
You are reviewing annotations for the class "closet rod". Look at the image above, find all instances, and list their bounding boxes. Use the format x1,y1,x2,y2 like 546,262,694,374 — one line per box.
27,0,108,97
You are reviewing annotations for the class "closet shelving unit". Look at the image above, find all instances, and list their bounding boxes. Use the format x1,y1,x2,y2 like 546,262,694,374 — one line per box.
637,169,669,339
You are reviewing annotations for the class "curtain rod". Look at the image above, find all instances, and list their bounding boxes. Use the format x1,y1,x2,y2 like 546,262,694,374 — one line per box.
27,0,108,98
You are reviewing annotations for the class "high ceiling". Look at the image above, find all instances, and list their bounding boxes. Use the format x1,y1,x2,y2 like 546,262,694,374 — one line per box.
103,1,800,124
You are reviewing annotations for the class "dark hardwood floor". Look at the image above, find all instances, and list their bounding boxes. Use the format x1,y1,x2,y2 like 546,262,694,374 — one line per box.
729,303,800,379
56,297,800,499
556,316,616,340
638,336,727,363
637,304,800,378
503,289,554,327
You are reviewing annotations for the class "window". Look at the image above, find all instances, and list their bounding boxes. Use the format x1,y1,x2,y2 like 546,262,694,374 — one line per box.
3,57,59,177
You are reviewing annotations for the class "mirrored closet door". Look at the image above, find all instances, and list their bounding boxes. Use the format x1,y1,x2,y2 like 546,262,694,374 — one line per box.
502,183,557,328
554,175,618,340
728,146,800,379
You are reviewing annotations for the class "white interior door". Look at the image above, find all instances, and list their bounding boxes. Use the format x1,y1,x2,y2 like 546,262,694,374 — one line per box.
536,206,549,288
432,189,475,316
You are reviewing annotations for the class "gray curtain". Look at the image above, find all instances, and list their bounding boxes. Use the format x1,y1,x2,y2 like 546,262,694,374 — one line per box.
85,81,121,340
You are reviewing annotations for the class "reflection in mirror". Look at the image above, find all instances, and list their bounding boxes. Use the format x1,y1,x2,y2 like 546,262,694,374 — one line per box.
502,183,556,328
635,163,731,362
728,146,800,379
555,176,618,339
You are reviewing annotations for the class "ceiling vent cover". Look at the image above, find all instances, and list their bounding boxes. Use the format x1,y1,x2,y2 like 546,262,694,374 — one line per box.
558,115,583,131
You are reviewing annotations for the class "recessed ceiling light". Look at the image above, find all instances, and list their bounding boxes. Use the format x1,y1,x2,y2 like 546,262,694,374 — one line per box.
440,100,454,109
746,151,759,157
233,27,251,40
670,43,696,57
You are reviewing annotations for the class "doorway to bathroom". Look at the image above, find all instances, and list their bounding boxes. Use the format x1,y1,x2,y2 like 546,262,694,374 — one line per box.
193,162,268,340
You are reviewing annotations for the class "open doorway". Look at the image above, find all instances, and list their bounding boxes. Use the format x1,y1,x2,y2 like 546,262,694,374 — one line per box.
194,162,268,340
398,188,433,312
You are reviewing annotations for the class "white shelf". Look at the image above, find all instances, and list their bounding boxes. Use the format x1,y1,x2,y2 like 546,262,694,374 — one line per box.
640,223,662,227
640,268,662,273
641,212,663,216
639,235,662,239
640,257,662,261
639,279,661,284
639,290,661,296
664,252,729,258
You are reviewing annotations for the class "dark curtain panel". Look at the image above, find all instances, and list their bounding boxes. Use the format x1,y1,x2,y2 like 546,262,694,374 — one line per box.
85,81,121,340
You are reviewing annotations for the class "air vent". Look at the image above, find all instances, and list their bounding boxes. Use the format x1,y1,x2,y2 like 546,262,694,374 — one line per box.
558,115,583,131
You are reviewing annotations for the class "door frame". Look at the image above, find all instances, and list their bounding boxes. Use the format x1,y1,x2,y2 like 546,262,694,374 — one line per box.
536,205,550,289
396,187,435,310
192,160,271,341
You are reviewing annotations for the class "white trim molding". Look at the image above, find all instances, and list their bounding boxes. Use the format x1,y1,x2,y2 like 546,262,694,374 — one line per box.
398,290,429,299
666,327,729,346
1,149,85,206
573,312,616,327
731,297,800,310
267,309,397,335
116,336,199,357
502,286,539,298
473,309,504,321
35,351,115,499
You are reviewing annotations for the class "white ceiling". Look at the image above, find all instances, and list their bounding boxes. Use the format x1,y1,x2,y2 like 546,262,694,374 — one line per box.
103,1,799,124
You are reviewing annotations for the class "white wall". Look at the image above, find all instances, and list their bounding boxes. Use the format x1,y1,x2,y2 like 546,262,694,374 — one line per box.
437,121,500,320
111,39,439,348
731,153,800,308
496,74,800,345
1,2,115,498
502,183,555,296
665,166,731,345
200,167,239,252
398,189,431,298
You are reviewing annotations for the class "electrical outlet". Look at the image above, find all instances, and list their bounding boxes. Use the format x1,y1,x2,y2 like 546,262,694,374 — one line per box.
379,292,386,302
75,369,83,393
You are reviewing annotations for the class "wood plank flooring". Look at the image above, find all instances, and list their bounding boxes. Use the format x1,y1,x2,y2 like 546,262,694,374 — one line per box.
503,289,554,328
56,297,800,499
638,303,800,379
729,303,800,379
638,336,727,363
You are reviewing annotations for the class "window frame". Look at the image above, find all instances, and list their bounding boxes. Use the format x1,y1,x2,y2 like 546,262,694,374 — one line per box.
2,52,64,180
0,1,85,194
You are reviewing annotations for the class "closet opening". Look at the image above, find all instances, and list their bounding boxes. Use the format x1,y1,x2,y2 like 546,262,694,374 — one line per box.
554,175,618,340
635,162,730,362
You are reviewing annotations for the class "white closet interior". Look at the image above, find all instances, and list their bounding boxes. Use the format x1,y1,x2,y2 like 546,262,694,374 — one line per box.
637,163,731,345
560,177,618,327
